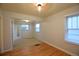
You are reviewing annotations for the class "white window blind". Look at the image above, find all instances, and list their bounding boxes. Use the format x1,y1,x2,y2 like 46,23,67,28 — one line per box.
66,15,79,45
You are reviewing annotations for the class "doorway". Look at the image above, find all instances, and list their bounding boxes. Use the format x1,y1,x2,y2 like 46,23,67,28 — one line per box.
12,19,41,49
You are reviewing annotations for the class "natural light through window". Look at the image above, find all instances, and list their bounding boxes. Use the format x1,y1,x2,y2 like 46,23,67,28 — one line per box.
65,15,79,45
35,23,40,32
21,24,29,31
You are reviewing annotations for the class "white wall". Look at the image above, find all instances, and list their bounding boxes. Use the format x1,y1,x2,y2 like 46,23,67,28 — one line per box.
2,16,13,51
35,6,79,56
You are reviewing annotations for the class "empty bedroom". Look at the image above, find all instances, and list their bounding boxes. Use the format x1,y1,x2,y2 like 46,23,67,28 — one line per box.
0,3,79,56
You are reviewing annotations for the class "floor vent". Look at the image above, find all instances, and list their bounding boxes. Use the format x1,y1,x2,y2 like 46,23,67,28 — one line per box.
34,44,40,46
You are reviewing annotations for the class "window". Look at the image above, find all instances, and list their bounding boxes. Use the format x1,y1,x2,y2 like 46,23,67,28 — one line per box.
21,24,29,31
35,23,40,32
65,15,79,45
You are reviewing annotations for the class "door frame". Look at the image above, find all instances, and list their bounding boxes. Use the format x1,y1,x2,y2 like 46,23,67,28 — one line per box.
0,16,4,53
10,18,14,50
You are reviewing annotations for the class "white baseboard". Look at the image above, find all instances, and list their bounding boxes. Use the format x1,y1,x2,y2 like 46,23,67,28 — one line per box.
1,47,13,53
38,39,77,56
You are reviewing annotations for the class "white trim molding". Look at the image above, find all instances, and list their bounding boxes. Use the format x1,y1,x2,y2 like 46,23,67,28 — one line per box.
38,39,77,56
0,16,4,53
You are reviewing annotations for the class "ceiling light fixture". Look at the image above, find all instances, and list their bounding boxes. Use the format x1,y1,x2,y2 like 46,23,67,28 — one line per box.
33,0,47,12
37,4,42,12
24,20,30,23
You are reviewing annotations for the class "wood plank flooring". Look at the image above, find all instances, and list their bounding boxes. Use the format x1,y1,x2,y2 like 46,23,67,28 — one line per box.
0,43,70,56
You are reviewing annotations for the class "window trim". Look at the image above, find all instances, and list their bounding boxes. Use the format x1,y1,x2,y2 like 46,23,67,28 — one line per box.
35,23,40,32
66,15,79,29
65,15,79,45
21,24,30,31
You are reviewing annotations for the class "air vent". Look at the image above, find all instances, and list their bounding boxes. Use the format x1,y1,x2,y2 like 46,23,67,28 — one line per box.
34,44,40,46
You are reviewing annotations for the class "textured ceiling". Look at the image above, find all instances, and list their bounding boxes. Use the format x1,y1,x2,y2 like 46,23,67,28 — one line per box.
0,3,79,18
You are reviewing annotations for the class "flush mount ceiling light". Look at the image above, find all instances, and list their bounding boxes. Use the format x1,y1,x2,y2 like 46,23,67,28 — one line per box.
33,0,47,12
24,20,30,23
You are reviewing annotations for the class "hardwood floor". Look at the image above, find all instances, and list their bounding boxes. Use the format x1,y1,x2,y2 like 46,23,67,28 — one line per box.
0,43,70,56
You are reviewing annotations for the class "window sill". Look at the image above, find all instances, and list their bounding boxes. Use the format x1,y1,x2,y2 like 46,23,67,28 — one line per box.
65,34,79,45
65,39,79,46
